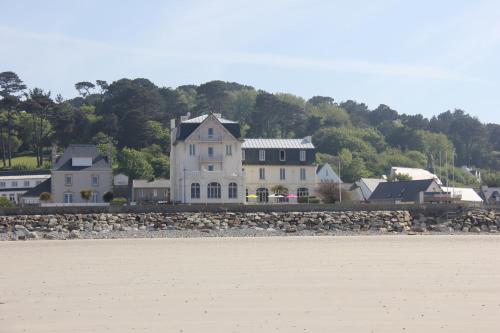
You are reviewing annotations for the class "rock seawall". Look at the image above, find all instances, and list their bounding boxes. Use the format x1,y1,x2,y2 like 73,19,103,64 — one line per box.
1,210,499,240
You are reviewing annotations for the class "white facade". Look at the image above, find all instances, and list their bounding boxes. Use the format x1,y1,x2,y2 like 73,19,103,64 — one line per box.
170,114,245,204
316,163,341,183
0,173,51,203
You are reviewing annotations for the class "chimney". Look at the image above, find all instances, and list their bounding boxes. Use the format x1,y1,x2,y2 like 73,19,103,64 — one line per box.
170,119,176,130
51,144,57,167
302,136,312,143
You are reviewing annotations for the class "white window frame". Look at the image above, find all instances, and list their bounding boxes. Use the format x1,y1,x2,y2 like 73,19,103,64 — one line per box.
300,168,306,180
259,168,265,180
0,182,5,188
279,150,286,161
208,128,214,138
153,189,158,197
242,149,246,161
208,146,214,157
226,144,232,156
91,192,99,203
280,168,286,180
64,192,73,203
189,144,196,156
228,182,238,199
11,181,18,188
208,164,214,171
259,150,266,161
91,175,99,187
24,180,30,187
191,183,200,199
300,150,306,162
64,174,73,186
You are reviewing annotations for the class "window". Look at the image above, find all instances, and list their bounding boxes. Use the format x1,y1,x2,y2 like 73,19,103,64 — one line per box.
24,180,30,187
207,182,221,199
300,150,306,162
226,145,232,156
279,150,286,161
297,187,309,198
9,193,15,202
300,168,306,180
228,182,238,199
208,128,214,138
259,149,266,161
91,175,99,186
64,192,73,203
191,183,200,199
139,189,144,198
91,192,99,203
0,182,5,188
242,149,246,161
189,144,196,156
11,181,18,188
259,168,265,180
280,168,286,180
208,165,214,171
64,175,73,186
153,189,158,197
208,146,214,157
256,188,269,203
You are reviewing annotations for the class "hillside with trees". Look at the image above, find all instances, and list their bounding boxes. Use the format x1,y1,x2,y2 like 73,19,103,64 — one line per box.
1,71,499,187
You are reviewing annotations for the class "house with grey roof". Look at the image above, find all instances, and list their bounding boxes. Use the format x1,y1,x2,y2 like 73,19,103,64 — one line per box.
369,179,444,204
49,144,112,205
132,178,170,203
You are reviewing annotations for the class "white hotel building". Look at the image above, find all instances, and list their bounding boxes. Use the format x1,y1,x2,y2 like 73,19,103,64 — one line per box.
170,113,318,204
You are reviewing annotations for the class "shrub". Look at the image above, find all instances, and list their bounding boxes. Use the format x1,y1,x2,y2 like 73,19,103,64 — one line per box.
80,189,92,201
0,197,12,208
39,192,52,202
102,191,114,203
317,182,351,203
111,197,127,204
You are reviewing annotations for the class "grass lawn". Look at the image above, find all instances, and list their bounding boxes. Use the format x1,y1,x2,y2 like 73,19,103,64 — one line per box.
0,155,46,169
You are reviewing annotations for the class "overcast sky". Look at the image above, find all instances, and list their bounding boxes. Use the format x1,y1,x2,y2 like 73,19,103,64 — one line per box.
1,0,499,123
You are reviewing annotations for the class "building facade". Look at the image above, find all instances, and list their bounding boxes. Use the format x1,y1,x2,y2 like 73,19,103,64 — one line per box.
50,144,113,204
132,179,170,203
170,113,245,204
242,138,317,203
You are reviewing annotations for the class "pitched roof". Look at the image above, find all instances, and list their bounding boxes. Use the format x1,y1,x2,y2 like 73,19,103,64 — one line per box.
442,187,483,202
354,178,387,200
133,178,170,188
176,114,241,141
53,144,111,171
22,178,51,198
0,169,51,177
391,167,442,184
481,186,500,200
369,179,436,201
242,138,315,149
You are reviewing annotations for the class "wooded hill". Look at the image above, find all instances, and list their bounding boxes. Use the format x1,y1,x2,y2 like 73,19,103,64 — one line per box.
1,71,499,186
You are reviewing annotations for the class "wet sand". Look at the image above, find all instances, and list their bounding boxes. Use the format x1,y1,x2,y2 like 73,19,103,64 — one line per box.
1,236,500,332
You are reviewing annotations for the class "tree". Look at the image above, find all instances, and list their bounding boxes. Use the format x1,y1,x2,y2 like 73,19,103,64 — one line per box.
102,191,114,203
118,148,154,201
74,81,95,97
388,173,413,182
0,196,12,208
95,80,108,94
317,182,351,203
0,71,26,167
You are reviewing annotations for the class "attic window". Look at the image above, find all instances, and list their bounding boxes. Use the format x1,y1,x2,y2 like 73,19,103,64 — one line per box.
72,157,92,167
279,150,286,161
208,128,214,138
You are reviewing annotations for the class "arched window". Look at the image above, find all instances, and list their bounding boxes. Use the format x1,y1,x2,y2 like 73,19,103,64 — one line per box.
256,188,269,203
207,182,221,199
191,183,200,199
297,187,309,198
228,182,238,199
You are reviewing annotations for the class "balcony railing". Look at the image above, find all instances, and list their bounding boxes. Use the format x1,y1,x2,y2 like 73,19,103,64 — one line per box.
186,170,245,178
198,134,224,141
199,154,224,162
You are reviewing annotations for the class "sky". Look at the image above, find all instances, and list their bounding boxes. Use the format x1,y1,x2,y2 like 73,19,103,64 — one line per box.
1,0,500,123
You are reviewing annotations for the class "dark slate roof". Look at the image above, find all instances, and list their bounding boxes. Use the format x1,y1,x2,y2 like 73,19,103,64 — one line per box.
53,144,111,171
369,179,436,201
0,169,51,177
175,114,241,141
22,178,51,198
316,164,325,174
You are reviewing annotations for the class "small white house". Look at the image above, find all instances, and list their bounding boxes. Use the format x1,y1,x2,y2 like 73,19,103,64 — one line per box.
316,163,341,183
390,166,442,185
442,186,483,204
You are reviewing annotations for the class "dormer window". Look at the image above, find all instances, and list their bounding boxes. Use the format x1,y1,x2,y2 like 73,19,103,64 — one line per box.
208,128,214,138
300,150,306,162
279,150,286,161
259,150,266,161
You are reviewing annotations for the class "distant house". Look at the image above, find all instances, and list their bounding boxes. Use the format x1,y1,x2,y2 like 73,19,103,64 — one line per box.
113,173,129,198
316,163,341,183
0,170,51,204
442,186,483,205
390,167,442,185
50,144,112,205
369,179,444,204
480,186,500,205
21,178,52,205
350,178,387,202
132,179,170,203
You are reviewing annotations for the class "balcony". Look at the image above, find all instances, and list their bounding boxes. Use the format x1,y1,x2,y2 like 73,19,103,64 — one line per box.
186,170,245,178
199,154,224,162
197,134,224,142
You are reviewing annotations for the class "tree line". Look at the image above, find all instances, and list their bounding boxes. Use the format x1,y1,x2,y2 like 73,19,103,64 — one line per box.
0,71,499,186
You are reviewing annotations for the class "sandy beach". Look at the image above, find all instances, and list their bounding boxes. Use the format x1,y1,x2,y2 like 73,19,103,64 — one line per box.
1,236,500,332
